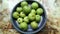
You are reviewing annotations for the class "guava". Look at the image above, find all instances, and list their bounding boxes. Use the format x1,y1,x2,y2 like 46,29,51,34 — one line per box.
31,21,38,29
16,7,22,12
24,16,29,23
19,22,28,31
21,1,28,7
28,13,36,21
31,9,36,14
36,8,43,15
31,2,38,9
17,18,23,23
36,15,41,22
20,12,26,18
13,12,19,19
23,6,31,14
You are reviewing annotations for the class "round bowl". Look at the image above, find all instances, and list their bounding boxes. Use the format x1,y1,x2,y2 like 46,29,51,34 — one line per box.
11,0,47,34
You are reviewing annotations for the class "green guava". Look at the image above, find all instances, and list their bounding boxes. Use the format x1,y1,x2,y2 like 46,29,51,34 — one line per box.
36,15,41,22
31,2,38,9
36,8,43,15
13,12,19,19
17,18,23,23
28,13,36,21
21,1,28,7
19,22,28,31
31,21,38,29
23,6,31,14
20,12,26,18
16,7,22,12
24,16,29,23
31,9,36,14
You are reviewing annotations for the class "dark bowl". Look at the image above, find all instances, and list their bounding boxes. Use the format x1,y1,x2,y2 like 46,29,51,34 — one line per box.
11,0,47,34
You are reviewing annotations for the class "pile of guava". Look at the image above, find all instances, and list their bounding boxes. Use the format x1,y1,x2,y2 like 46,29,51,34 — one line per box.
13,1,43,31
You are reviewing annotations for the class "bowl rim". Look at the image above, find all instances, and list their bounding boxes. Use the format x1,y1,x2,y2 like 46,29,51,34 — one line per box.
11,0,47,34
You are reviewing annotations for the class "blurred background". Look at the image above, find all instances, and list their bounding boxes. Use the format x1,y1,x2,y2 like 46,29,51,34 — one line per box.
0,0,60,34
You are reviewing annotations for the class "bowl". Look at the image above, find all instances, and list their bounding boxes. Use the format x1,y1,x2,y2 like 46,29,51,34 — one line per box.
11,0,47,34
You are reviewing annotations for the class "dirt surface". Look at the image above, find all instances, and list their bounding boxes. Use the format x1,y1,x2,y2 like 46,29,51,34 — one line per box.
0,0,60,34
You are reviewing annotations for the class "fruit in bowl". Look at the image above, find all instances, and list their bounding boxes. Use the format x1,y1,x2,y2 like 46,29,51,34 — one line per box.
19,22,28,31
24,16,29,23
31,9,36,14
36,15,41,22
20,12,26,18
12,1,44,31
21,1,28,7
31,21,38,29
13,12,19,19
36,8,43,15
31,2,39,9
23,6,31,14
16,7,22,12
17,18,23,23
28,13,36,21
